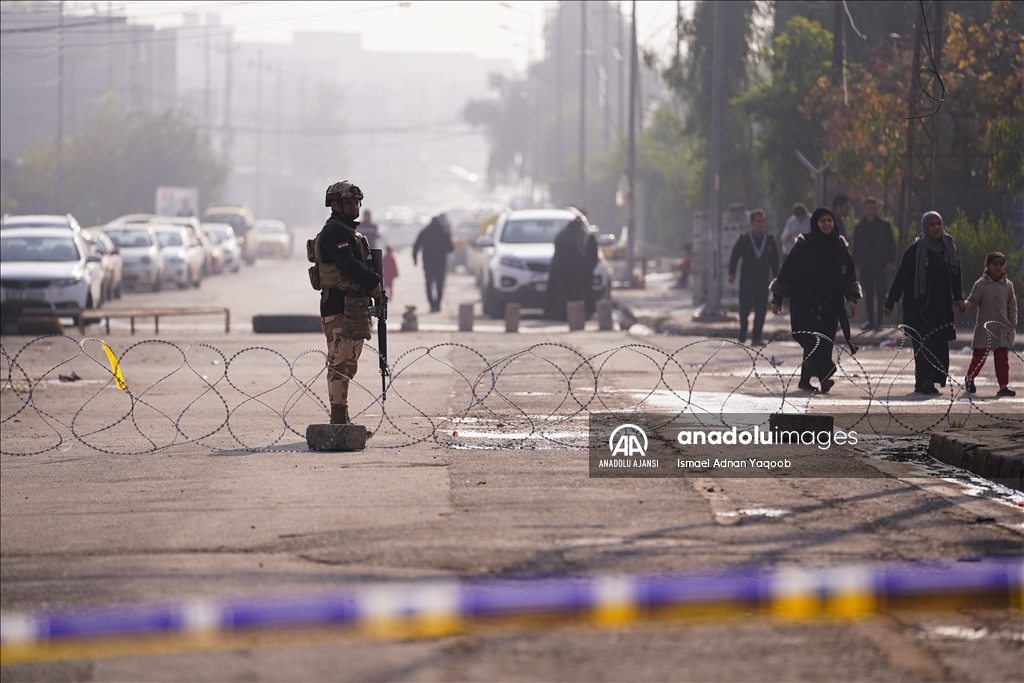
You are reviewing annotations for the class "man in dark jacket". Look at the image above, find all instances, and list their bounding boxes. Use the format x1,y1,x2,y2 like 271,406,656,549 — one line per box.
832,194,850,240
728,209,779,345
852,197,896,329
313,181,382,425
413,214,454,312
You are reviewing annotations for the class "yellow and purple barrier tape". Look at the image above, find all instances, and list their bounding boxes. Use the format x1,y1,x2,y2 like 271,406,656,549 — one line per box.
2,559,1021,663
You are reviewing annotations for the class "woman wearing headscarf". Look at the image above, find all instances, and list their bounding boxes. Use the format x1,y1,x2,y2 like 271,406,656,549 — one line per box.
770,207,862,392
883,211,966,394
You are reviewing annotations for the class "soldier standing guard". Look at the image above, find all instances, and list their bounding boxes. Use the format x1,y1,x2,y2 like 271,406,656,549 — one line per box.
309,181,382,425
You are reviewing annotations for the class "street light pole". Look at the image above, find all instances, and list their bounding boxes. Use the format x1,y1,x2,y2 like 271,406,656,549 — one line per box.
626,0,637,286
702,0,726,317
579,1,586,207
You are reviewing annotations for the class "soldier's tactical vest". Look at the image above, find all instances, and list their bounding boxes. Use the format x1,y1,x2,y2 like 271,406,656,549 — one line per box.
307,220,371,294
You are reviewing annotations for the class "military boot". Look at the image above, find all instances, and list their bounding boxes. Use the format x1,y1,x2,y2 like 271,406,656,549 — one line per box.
330,404,350,424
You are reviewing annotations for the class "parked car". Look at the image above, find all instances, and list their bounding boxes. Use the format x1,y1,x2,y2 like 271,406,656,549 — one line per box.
83,229,123,302
203,205,256,265
204,223,240,273
152,224,204,288
0,227,104,326
1,213,83,233
102,224,165,291
253,218,292,258
476,209,613,319
149,216,215,276
448,220,482,272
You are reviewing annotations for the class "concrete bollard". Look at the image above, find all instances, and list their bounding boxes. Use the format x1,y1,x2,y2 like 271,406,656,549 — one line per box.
306,423,367,451
458,303,474,332
566,300,586,331
504,302,521,333
597,299,614,331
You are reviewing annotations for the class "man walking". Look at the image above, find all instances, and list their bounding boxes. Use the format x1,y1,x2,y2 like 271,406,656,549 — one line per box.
852,197,896,330
360,209,380,250
729,209,779,346
832,194,851,240
412,214,454,312
310,181,382,425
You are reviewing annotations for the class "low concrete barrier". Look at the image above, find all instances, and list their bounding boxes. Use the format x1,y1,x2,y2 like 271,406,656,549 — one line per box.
251,314,319,334
504,302,521,333
567,300,586,331
929,430,1023,492
458,303,474,332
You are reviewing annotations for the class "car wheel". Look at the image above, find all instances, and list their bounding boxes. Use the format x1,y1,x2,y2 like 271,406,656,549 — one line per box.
115,282,122,299
483,283,502,319
152,277,162,293
71,314,81,328
193,269,202,288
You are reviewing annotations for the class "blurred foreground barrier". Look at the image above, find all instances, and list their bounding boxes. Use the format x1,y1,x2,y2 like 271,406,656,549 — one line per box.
2,559,1021,663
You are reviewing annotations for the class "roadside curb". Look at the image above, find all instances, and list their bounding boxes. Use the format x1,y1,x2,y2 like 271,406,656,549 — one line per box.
928,430,1024,492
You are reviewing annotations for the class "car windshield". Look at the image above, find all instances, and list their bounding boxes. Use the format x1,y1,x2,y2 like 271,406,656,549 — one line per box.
156,231,183,247
206,215,247,232
88,237,108,254
500,219,571,244
106,229,153,248
1,236,80,262
257,225,283,234
209,228,232,241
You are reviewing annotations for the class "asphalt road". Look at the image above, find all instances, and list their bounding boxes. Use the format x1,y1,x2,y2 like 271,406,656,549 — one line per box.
2,233,1022,682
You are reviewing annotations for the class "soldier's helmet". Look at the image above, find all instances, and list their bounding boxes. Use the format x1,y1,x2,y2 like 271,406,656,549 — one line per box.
325,180,364,207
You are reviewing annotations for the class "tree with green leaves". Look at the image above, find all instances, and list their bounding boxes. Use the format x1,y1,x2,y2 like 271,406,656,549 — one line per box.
737,15,832,215
7,102,226,225
663,0,759,209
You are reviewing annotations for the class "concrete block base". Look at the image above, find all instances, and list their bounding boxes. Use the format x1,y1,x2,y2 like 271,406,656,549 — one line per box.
505,302,521,332
306,423,367,451
567,300,586,331
597,300,614,331
458,303,474,332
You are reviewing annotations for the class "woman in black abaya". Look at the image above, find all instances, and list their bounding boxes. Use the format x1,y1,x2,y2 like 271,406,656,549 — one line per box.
883,211,965,394
770,207,862,392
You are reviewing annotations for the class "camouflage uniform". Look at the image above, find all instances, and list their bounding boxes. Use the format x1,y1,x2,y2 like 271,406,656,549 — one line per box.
309,181,380,423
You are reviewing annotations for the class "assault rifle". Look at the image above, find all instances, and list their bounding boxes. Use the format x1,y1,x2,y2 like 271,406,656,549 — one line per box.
368,248,389,400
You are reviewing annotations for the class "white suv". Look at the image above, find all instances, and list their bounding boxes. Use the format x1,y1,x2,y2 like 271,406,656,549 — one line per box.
476,209,612,318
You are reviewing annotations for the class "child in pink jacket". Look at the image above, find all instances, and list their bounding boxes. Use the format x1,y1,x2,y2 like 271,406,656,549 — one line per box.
964,251,1017,396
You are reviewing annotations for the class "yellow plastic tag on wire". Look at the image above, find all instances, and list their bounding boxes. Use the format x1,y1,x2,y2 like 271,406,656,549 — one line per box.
101,342,127,390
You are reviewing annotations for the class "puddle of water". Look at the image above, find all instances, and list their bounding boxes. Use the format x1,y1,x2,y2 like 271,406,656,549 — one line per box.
737,508,790,518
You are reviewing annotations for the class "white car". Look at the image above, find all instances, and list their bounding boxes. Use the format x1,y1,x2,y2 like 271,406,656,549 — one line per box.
152,224,204,288
477,209,613,318
1,213,83,233
0,227,104,326
103,224,165,291
204,223,241,273
253,218,292,258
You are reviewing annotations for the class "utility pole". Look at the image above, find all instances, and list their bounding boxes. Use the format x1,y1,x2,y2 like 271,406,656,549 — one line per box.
107,1,113,92
619,1,625,139
602,1,609,149
579,1,586,206
556,4,563,207
700,0,726,318
626,0,637,286
56,0,64,210
204,25,211,133
222,38,237,166
831,0,844,86
254,49,264,217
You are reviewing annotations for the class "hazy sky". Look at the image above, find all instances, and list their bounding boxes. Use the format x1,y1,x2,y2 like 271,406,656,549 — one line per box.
80,1,689,73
